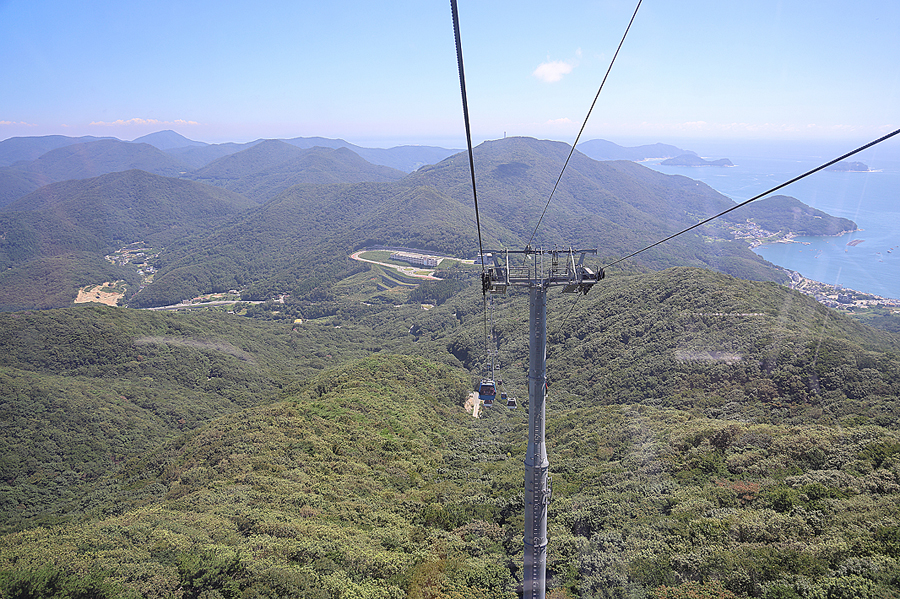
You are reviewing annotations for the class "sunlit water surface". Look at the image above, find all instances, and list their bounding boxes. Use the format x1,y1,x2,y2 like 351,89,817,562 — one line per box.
643,146,900,299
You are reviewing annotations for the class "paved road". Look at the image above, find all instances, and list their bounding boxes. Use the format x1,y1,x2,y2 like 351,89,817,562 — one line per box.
350,251,442,280
145,300,262,311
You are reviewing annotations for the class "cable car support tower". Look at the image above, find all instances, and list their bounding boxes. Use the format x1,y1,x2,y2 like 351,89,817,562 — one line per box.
483,248,602,598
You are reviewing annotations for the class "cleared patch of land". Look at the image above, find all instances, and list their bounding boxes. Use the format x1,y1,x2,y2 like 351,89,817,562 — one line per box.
74,282,126,306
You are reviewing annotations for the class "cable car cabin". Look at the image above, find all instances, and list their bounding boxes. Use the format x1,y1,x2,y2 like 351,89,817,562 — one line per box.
478,380,496,405
503,392,517,409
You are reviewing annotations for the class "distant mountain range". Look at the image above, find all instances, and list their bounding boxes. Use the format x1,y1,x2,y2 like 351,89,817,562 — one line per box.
0,132,856,309
186,139,407,202
576,139,696,161
0,134,117,166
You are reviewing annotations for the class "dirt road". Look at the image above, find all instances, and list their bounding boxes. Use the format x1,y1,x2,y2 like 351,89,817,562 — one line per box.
464,391,480,418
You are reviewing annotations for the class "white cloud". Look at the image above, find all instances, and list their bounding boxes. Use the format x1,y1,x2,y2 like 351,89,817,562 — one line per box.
89,118,199,127
532,60,574,83
0,120,36,126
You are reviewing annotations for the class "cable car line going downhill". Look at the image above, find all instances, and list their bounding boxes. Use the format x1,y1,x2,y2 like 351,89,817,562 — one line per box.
449,2,631,596
449,0,485,278
452,2,900,598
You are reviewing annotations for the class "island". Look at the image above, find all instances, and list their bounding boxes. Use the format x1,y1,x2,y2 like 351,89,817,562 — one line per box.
825,161,871,172
577,139,696,161
660,153,734,167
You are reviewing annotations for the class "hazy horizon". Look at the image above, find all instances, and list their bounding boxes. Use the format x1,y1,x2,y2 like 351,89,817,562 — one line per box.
5,129,899,166
2,1,897,149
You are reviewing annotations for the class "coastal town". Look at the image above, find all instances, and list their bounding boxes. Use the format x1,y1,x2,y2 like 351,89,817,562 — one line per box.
728,221,900,313
783,270,900,311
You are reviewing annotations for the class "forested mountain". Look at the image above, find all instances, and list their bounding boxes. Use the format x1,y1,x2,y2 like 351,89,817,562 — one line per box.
721,195,857,236
2,268,900,598
188,140,407,202
128,179,477,307
577,138,694,162
282,136,459,172
0,169,46,209
8,139,192,185
127,136,860,308
0,170,257,309
0,134,117,167
161,140,260,170
4,169,256,245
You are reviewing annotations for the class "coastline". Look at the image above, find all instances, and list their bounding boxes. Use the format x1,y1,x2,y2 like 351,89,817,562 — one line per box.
738,225,899,305
743,227,860,250
781,268,900,307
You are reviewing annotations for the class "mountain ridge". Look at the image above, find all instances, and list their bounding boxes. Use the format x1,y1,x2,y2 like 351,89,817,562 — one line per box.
126,136,857,308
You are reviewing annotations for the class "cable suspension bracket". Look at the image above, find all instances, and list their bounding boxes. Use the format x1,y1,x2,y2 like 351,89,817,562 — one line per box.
481,247,604,295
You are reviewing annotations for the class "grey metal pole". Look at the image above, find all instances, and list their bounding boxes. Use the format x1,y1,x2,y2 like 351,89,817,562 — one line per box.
523,282,549,599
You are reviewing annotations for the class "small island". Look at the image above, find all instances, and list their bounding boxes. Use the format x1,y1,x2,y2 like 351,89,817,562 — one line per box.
660,153,734,167
826,161,871,172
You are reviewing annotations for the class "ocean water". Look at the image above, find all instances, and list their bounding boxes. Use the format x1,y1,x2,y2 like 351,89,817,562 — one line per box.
643,147,900,299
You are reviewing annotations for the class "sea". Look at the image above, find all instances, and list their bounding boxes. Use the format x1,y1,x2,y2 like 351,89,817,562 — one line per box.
641,139,900,300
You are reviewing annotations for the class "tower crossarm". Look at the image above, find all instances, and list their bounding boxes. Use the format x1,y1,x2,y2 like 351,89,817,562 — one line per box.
482,247,603,293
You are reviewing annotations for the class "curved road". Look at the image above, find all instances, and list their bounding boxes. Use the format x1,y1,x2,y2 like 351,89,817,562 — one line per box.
350,251,442,281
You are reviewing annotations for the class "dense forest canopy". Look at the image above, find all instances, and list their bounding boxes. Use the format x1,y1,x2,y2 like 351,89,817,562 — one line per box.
0,132,896,598
1,265,899,597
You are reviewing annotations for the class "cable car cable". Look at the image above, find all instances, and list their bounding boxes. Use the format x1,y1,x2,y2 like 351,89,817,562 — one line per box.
451,0,494,393
545,128,900,381
600,127,900,271
528,0,644,248
450,0,486,277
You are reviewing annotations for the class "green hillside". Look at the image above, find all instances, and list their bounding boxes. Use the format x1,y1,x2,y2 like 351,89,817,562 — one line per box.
11,139,191,184
1,348,899,598
131,137,801,308
128,179,478,308
0,251,138,311
189,141,407,202
721,194,858,236
0,168,46,209
5,169,256,250
0,170,257,309
0,303,389,532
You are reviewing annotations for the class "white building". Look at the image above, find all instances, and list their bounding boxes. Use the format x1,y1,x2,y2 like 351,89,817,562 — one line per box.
391,251,440,268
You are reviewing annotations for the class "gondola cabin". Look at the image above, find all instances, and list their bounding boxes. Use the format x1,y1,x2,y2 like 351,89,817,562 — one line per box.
478,380,496,406
506,395,517,409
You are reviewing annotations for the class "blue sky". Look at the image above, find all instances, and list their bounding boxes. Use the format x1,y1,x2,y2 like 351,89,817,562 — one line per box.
1,0,898,149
